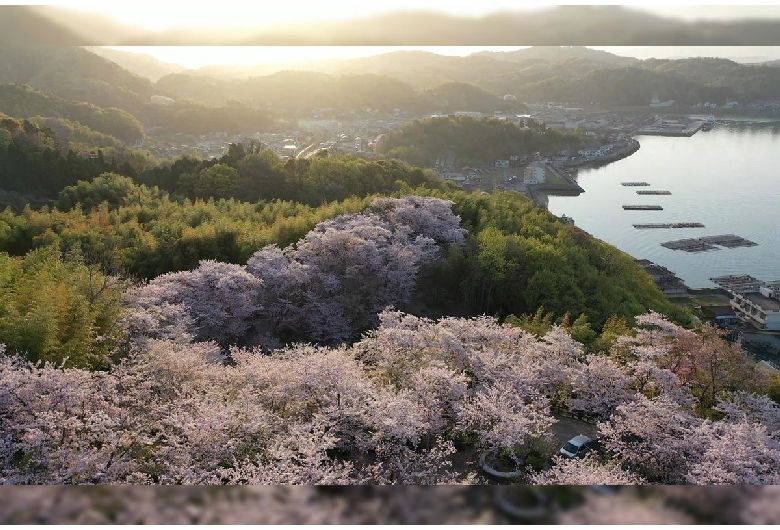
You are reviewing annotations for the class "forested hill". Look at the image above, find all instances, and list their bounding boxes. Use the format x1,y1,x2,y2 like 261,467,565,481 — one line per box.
87,47,187,82
474,46,638,67
0,46,156,112
0,84,144,143
0,116,152,204
423,82,523,114
179,51,780,108
0,125,685,337
0,48,280,138
378,115,581,166
155,71,454,116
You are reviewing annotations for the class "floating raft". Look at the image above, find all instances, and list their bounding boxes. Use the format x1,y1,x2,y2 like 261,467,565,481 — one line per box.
636,190,672,195
661,234,758,252
700,234,759,249
621,182,650,186
623,205,663,210
710,274,762,293
633,223,704,229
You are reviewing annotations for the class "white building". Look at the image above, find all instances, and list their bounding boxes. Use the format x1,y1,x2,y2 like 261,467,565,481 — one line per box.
730,292,780,330
150,95,175,106
523,162,546,185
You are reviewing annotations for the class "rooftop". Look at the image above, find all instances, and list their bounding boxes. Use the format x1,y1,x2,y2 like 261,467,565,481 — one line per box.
742,292,780,312
701,305,738,318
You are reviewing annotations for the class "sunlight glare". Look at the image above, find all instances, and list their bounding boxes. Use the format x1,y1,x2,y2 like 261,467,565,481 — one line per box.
106,46,525,69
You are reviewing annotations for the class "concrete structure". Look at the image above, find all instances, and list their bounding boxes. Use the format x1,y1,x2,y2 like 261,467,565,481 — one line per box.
442,172,467,182
635,259,689,298
523,162,546,185
150,95,174,106
700,305,741,328
730,292,780,330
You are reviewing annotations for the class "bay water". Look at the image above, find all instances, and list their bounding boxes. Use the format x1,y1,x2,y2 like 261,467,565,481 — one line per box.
545,121,780,288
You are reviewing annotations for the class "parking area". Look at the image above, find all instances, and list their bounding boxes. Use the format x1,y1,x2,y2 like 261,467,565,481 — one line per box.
552,414,601,447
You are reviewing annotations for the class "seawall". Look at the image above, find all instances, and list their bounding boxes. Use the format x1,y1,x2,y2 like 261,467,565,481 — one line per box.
563,139,640,168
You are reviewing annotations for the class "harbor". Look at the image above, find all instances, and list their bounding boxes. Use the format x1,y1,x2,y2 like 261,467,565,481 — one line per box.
545,123,780,289
636,259,689,297
623,205,663,210
661,234,758,253
636,118,704,137
633,223,704,229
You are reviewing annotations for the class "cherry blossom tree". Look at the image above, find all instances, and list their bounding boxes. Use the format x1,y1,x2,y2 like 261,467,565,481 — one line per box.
532,455,645,485
598,394,704,484
635,313,767,413
367,196,467,247
455,380,556,452
715,391,780,434
123,260,263,348
686,420,780,485
568,354,634,420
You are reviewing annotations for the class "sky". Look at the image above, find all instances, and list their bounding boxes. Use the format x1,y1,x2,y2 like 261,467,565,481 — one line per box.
22,2,780,68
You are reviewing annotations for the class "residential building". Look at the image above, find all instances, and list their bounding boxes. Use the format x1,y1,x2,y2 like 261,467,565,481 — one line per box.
700,305,741,328
523,163,546,184
730,292,780,330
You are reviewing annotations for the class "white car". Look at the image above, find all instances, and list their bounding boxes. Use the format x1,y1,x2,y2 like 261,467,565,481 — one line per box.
560,434,596,458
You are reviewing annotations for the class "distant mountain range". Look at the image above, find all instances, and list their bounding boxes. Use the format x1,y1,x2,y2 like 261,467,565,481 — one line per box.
2,43,780,143
88,48,187,82
5,5,780,46
0,47,156,112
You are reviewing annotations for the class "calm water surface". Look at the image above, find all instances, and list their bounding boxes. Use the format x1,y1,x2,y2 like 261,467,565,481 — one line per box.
545,123,780,288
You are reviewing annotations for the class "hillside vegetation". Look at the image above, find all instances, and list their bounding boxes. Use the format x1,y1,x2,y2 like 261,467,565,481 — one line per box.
0,84,144,142
378,115,581,166
0,46,155,112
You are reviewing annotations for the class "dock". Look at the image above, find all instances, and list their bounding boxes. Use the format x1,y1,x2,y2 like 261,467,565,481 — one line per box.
623,205,663,210
710,274,763,293
637,119,704,137
621,182,650,186
661,234,758,252
636,259,690,297
636,190,672,195
633,222,704,229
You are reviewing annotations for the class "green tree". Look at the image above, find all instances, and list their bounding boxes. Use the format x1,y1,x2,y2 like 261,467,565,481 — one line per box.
0,247,126,369
178,164,240,200
570,313,597,346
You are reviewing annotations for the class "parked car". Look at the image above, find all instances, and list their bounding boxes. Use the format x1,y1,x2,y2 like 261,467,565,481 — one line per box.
559,434,598,458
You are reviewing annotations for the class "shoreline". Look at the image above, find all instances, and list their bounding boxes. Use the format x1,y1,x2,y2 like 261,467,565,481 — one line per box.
528,139,640,207
562,138,640,169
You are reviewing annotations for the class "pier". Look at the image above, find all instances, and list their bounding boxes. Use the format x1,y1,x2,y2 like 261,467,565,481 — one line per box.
621,182,650,186
710,274,763,293
661,234,758,252
636,190,672,195
623,205,663,210
633,222,704,229
636,259,690,297
637,119,704,137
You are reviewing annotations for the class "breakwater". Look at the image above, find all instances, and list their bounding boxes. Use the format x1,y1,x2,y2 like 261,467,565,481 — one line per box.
563,139,640,168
